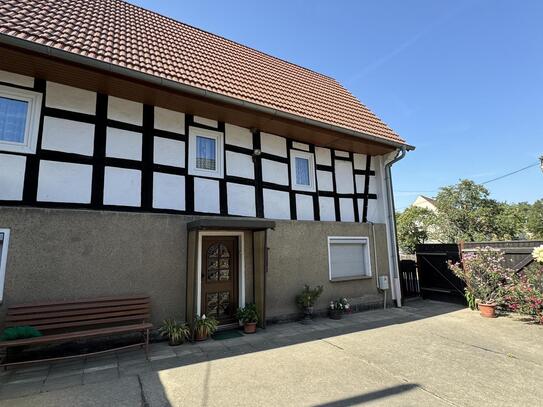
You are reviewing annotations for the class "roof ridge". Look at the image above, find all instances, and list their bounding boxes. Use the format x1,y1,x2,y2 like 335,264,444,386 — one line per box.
114,0,336,81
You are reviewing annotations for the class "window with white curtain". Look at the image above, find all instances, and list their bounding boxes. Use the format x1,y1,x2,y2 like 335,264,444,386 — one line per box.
290,150,315,192
0,85,42,154
328,237,371,281
188,126,224,178
0,229,10,303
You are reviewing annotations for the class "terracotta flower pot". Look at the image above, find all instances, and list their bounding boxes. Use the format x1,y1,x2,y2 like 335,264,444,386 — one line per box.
479,303,497,318
243,322,257,334
329,309,343,320
195,328,208,341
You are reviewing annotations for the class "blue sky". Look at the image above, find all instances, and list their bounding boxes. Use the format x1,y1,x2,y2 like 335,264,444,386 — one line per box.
132,0,543,210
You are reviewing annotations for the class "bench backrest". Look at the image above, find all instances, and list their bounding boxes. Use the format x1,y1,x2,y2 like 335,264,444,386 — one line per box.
4,295,151,334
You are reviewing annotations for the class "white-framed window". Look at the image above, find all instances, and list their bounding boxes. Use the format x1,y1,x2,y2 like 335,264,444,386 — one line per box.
0,84,42,154
0,229,11,303
327,236,372,281
188,126,224,178
290,150,316,192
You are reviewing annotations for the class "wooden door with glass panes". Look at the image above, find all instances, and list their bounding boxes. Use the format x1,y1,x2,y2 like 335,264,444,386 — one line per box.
201,236,238,324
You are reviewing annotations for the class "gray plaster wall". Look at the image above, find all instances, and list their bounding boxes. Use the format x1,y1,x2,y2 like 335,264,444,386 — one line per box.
0,207,390,326
266,221,390,320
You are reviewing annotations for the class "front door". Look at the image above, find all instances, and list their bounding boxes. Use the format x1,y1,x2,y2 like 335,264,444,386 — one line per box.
201,236,238,325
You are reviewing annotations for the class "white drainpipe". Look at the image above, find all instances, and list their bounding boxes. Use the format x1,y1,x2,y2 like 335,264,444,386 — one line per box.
383,147,407,307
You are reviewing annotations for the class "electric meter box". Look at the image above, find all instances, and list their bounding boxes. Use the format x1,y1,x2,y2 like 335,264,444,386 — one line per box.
378,275,389,290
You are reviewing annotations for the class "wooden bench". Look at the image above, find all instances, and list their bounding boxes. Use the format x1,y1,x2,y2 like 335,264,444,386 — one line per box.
0,295,153,368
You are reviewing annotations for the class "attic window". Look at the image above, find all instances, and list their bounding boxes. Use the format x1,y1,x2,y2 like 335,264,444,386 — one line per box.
188,127,224,178
0,85,42,154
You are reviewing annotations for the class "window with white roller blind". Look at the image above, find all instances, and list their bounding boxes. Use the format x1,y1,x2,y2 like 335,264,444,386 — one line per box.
327,237,371,281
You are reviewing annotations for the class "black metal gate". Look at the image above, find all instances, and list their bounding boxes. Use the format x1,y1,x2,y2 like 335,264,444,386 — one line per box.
399,259,420,299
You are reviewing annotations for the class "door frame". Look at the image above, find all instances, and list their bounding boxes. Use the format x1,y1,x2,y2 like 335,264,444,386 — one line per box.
196,231,245,317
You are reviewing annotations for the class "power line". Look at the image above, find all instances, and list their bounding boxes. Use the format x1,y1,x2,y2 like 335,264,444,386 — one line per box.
481,162,540,185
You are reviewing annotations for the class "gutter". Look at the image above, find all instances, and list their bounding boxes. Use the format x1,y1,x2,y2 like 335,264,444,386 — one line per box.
0,34,415,152
384,147,407,307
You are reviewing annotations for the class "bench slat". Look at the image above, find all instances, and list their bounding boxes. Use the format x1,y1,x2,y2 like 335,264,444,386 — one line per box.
7,295,149,309
6,304,150,322
8,314,151,331
0,323,153,347
7,298,150,316
5,309,149,327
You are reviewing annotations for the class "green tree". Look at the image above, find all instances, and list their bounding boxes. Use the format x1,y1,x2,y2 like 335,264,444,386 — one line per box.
434,180,502,242
496,202,532,240
527,199,543,239
396,206,436,254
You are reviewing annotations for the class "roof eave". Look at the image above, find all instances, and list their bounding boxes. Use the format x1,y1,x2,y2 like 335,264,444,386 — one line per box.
0,34,415,152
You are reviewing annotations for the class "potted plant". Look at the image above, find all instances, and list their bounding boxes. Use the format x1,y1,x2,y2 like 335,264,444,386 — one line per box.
295,285,323,322
328,298,350,320
449,247,512,318
158,319,190,346
193,314,219,341
236,303,259,334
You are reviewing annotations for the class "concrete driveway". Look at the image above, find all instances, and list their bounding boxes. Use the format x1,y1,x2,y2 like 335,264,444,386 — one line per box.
2,300,542,406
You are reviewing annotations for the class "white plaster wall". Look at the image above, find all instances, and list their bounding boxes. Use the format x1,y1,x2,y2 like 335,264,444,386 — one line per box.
153,172,185,211
193,116,218,128
296,194,314,220
106,127,142,161
153,137,185,168
37,160,92,203
315,147,331,166
261,159,289,185
41,117,94,156
353,153,367,170
0,153,26,200
107,96,143,126
225,124,252,149
261,132,287,157
46,82,96,115
335,160,354,194
103,167,141,206
226,151,254,179
154,107,185,134
335,150,349,158
263,189,290,220
0,70,34,88
368,176,378,195
317,170,333,192
227,183,256,217
292,141,309,151
319,197,336,221
355,174,365,194
366,199,386,224
339,198,355,222
194,177,220,214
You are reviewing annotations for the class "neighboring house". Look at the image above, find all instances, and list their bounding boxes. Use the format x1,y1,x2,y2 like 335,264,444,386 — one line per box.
0,0,414,327
412,195,437,212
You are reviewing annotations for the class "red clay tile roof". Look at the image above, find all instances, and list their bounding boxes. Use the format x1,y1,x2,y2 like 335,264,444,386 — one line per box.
0,0,405,144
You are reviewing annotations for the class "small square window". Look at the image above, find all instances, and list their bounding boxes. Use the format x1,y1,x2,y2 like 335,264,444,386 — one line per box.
0,84,42,154
290,150,315,192
328,237,372,281
188,127,224,178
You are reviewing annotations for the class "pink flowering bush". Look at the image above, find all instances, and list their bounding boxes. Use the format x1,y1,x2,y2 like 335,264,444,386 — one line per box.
449,248,514,309
502,246,543,324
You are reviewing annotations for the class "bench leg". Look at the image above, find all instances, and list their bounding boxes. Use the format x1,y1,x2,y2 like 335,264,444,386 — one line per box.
144,329,150,360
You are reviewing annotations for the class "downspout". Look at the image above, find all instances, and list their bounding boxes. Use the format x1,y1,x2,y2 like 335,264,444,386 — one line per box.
384,147,407,307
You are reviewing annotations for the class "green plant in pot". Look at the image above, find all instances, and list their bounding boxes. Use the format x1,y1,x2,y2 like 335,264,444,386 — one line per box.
236,303,259,334
296,285,323,323
449,247,512,318
158,319,190,346
193,314,219,341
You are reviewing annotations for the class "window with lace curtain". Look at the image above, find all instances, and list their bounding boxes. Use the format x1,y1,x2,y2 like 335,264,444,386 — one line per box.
188,126,224,178
290,150,315,192
0,85,42,154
